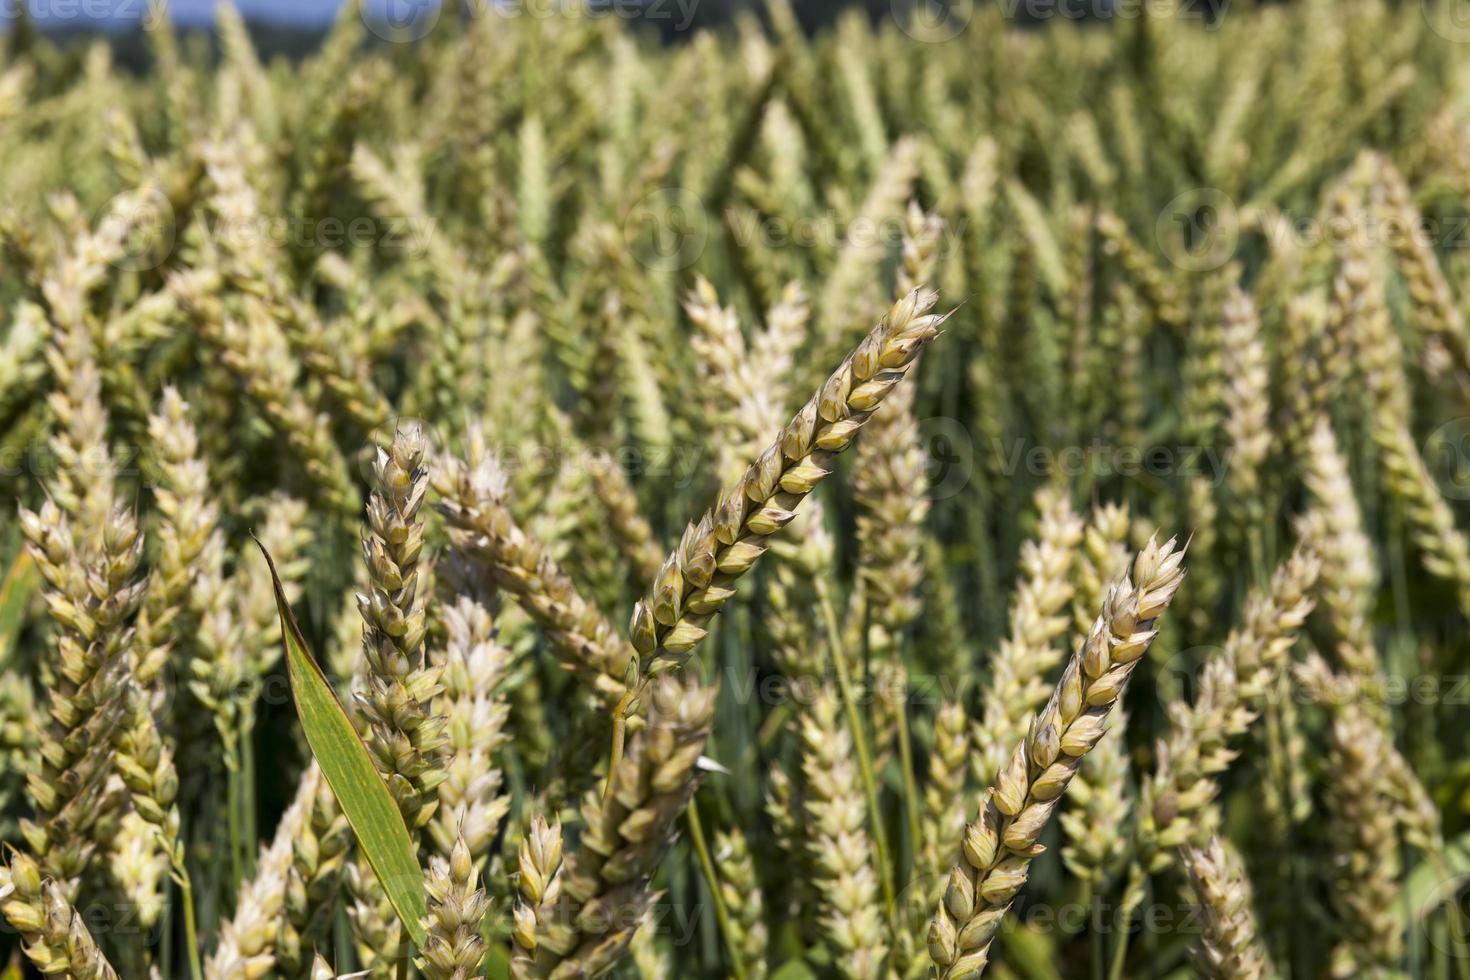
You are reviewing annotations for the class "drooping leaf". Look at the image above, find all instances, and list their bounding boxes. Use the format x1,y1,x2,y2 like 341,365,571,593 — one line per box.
256,538,428,948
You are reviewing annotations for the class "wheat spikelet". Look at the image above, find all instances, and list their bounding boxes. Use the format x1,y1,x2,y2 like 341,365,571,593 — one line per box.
928,535,1187,978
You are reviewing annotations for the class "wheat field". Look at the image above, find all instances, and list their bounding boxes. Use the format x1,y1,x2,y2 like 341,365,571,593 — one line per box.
0,0,1468,977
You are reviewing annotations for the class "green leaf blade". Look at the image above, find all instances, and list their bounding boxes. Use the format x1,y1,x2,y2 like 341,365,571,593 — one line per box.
0,551,37,667
255,538,428,949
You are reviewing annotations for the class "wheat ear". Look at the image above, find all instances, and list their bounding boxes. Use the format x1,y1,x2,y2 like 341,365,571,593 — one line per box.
274,764,351,979
518,676,714,978
1137,548,1319,868
629,287,946,677
715,828,769,980
18,495,143,895
511,813,564,977
207,777,312,978
437,431,633,707
801,685,888,979
928,535,1187,978
1323,707,1406,975
1180,838,1275,980
428,577,512,864
417,835,489,980
0,853,120,980
972,487,1084,788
